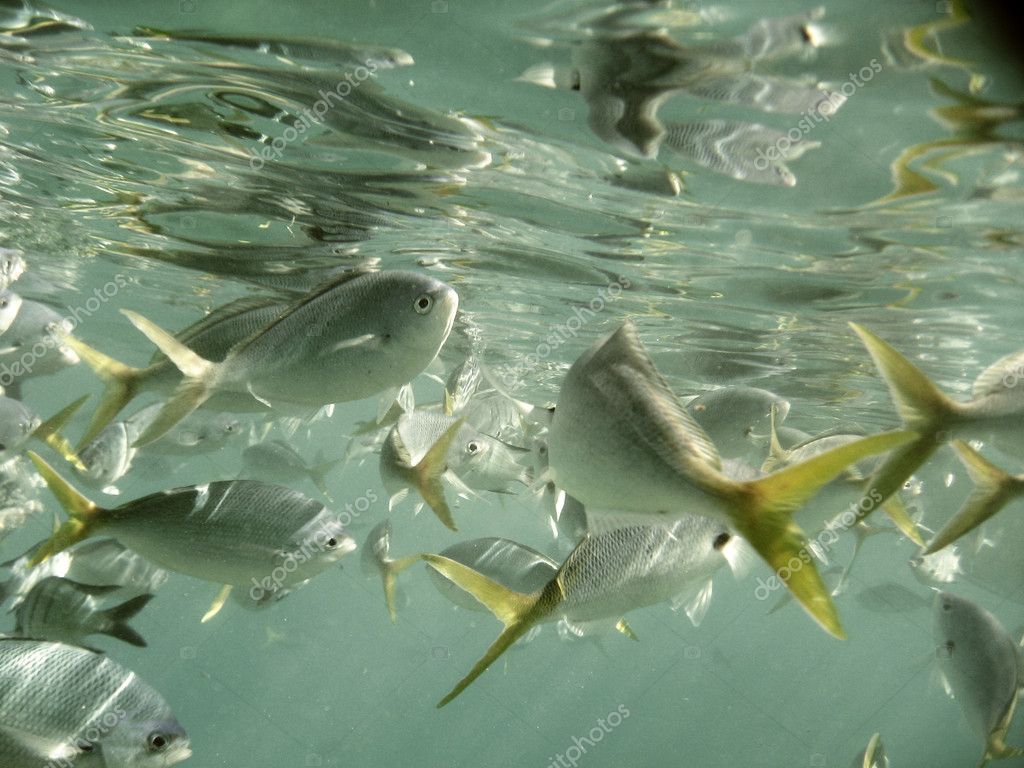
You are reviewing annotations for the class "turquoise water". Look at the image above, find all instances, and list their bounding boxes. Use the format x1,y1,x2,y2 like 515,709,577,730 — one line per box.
0,0,1023,765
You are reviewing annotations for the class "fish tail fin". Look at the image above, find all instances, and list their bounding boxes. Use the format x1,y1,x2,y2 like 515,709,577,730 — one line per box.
413,420,465,531
101,593,153,647
422,553,544,706
924,441,1024,555
848,323,959,429
380,554,422,622
25,451,101,566
732,429,917,638
62,335,145,449
30,396,89,472
120,310,216,447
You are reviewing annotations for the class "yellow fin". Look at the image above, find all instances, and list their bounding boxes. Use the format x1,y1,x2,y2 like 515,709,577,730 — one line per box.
26,451,101,566
880,493,924,547
615,618,638,641
413,419,464,531
733,429,917,638
133,378,212,448
422,553,545,706
121,310,213,379
202,585,233,623
62,334,146,449
31,396,88,472
924,441,1024,555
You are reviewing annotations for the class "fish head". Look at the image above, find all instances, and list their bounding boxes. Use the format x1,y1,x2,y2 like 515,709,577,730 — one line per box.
101,715,191,767
79,422,133,483
286,511,357,579
369,271,458,361
0,289,22,333
451,431,533,491
0,248,25,286
361,519,393,577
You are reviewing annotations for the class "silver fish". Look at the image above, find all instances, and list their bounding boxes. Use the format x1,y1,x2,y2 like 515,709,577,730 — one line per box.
423,512,743,705
0,638,191,767
0,298,79,380
0,290,22,336
934,591,1024,766
241,439,341,498
545,320,913,637
13,576,153,649
686,386,790,459
97,269,458,447
380,410,532,530
27,453,356,601
0,248,26,290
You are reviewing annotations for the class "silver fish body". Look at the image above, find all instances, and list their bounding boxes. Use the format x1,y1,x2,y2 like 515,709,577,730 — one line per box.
0,299,79,379
0,638,191,767
686,386,790,459
0,289,22,335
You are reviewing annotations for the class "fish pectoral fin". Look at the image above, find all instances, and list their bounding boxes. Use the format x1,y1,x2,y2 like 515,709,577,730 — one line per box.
246,383,272,409
672,579,714,628
615,618,639,641
924,441,1024,555
325,333,380,354
202,585,233,623
133,378,212,448
413,419,465,531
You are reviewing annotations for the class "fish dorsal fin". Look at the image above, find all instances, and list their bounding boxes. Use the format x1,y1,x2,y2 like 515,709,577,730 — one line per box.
230,268,377,355
151,295,286,365
972,348,1024,399
588,322,722,474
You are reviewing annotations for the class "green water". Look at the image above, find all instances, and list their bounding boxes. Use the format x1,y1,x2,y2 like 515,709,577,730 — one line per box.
0,0,1022,765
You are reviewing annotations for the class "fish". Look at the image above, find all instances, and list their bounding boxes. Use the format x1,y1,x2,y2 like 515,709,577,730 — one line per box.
0,395,86,471
0,638,191,767
361,520,424,621
850,733,888,768
545,320,915,637
0,298,80,383
424,513,748,705
849,324,1024,542
241,439,342,499
1,538,169,608
12,576,153,649
0,248,26,290
0,290,22,336
934,591,1024,766
379,410,532,530
923,441,1024,555
25,452,357,619
88,269,458,447
686,385,791,459
68,294,289,447
0,455,44,542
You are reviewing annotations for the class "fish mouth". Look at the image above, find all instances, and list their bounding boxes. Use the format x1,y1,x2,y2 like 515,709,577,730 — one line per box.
165,741,193,764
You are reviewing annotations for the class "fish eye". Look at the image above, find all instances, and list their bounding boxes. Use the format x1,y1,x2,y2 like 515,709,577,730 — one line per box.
147,732,169,751
414,294,433,314
713,533,731,550
75,739,95,753
537,444,548,456
326,537,338,548
466,440,481,455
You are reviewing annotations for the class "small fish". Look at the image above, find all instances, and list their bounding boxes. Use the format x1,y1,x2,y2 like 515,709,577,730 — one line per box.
0,298,79,381
25,452,356,616
0,248,26,290
0,638,191,767
850,733,888,768
686,385,790,459
12,576,153,649
1,538,169,608
923,441,1024,555
361,520,424,621
425,513,747,705
849,324,1024,544
934,591,1024,766
0,395,85,471
77,269,458,448
545,320,915,637
0,290,22,336
380,410,532,530
854,582,931,614
241,439,341,498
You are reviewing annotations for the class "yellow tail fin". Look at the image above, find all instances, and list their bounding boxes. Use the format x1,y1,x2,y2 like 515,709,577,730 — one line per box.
31,395,88,472
422,553,548,707
733,429,917,638
26,451,102,565
924,441,1024,555
120,310,217,448
413,419,465,531
62,335,146,449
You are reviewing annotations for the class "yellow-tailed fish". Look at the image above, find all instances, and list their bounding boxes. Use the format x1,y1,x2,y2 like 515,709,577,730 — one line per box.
934,591,1024,767
546,320,915,638
426,513,747,705
25,452,356,618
